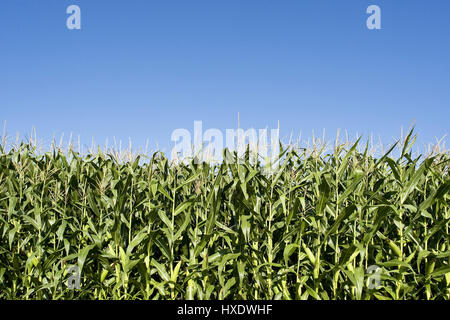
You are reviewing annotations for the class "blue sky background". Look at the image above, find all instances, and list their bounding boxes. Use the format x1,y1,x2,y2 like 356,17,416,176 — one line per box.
1,0,449,153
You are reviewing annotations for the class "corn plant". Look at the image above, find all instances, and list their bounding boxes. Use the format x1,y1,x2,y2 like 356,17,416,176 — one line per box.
0,130,448,300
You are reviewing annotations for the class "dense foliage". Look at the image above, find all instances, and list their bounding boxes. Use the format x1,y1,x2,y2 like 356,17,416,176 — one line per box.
0,132,449,300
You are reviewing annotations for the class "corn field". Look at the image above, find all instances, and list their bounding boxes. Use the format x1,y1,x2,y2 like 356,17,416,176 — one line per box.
0,131,449,300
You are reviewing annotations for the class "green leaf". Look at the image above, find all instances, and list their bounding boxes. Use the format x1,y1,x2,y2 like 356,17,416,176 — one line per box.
151,259,170,282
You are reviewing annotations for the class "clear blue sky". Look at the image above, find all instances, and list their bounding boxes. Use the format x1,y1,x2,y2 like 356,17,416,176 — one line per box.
1,0,449,153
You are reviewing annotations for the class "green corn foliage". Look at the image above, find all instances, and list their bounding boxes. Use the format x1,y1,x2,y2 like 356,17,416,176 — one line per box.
0,131,449,300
